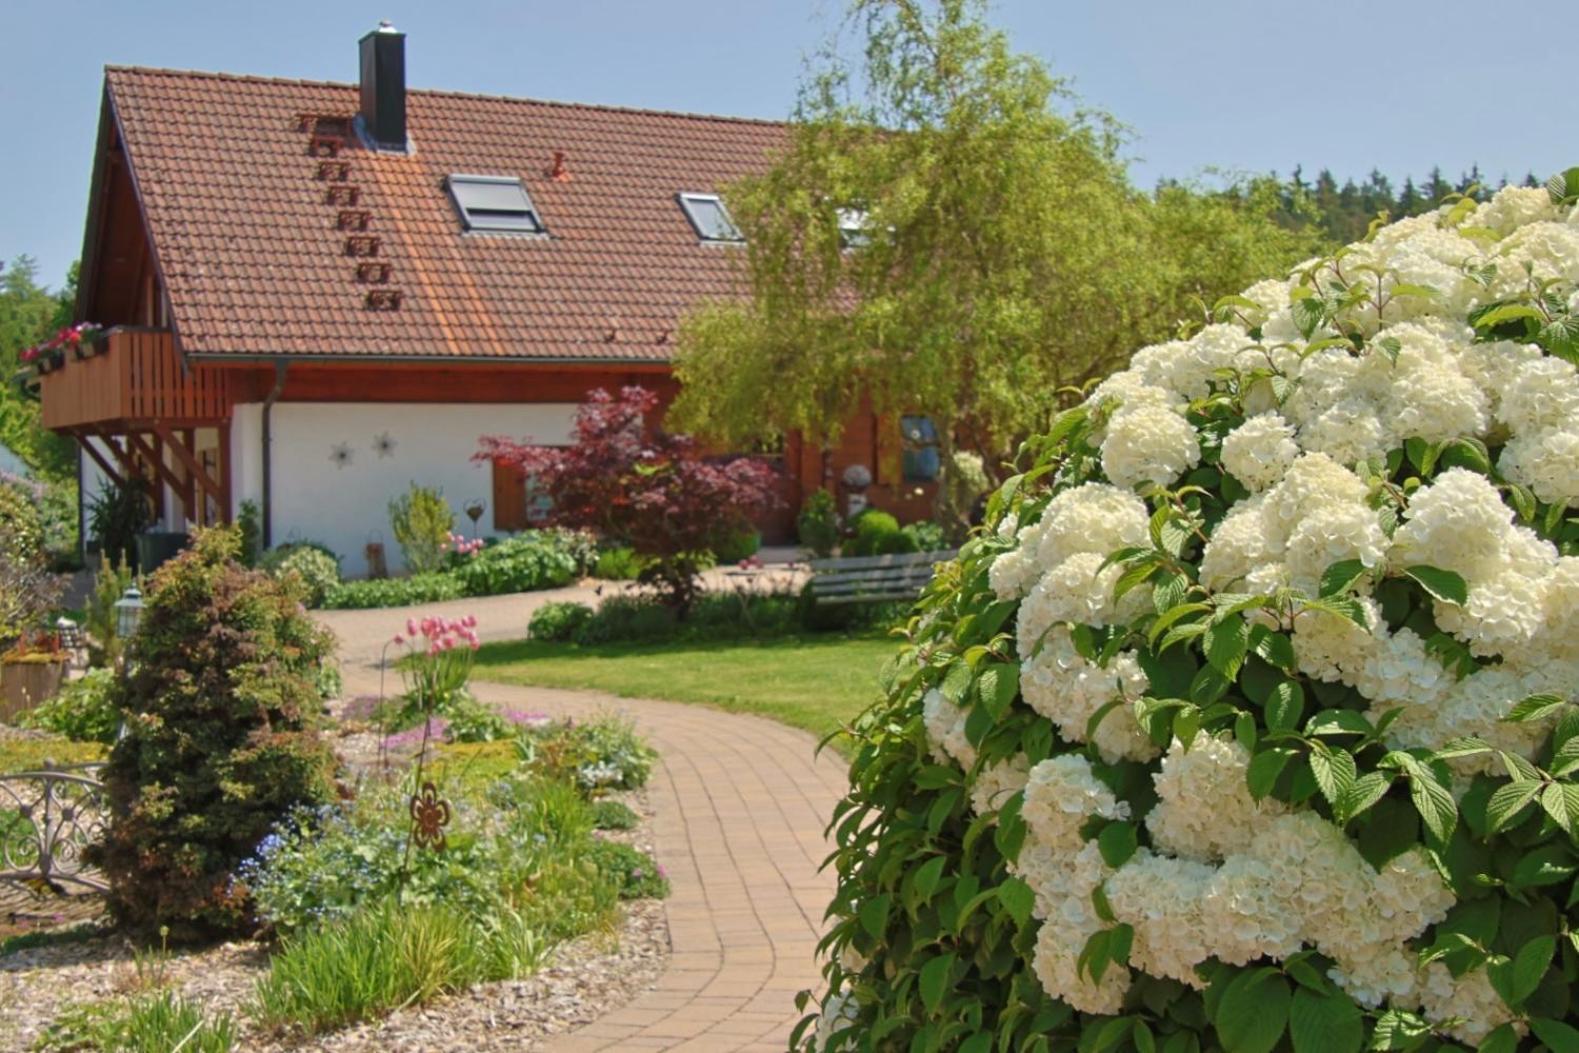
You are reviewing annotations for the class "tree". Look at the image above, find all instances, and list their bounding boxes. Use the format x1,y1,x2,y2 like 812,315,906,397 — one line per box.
672,1,1319,512
477,387,779,615
0,255,78,478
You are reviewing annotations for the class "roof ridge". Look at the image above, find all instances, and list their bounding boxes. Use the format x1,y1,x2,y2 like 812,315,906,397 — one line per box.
103,64,789,128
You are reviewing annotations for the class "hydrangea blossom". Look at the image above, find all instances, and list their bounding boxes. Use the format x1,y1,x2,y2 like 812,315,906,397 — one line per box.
900,184,1579,1045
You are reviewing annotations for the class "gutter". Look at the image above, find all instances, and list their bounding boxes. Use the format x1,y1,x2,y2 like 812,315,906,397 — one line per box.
184,351,673,368
260,360,288,549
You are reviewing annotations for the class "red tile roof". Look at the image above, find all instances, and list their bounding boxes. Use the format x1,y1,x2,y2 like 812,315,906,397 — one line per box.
104,66,787,362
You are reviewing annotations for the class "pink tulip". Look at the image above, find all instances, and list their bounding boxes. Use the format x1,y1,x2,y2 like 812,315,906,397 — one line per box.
392,634,405,646
406,618,417,637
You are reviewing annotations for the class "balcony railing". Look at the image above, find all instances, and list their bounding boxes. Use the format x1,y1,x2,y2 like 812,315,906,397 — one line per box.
39,327,232,431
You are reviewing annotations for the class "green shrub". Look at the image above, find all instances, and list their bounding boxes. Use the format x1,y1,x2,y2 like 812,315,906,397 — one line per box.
522,714,655,793
20,667,121,743
900,519,947,552
321,572,463,610
0,474,45,563
571,593,679,644
87,527,337,940
251,901,534,1036
451,531,582,597
711,526,761,564
590,798,638,831
87,477,152,571
845,509,917,557
528,601,594,642
494,774,596,850
38,991,235,1053
0,733,103,774
82,555,134,667
235,500,262,568
263,544,340,608
388,482,454,575
796,488,840,557
585,838,669,900
593,545,646,580
440,693,514,743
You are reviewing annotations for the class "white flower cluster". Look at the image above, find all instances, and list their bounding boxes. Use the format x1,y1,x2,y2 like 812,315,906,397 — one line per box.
962,187,1579,1040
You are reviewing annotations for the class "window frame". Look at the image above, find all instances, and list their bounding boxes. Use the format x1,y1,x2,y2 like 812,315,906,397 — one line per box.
677,192,745,244
445,174,546,236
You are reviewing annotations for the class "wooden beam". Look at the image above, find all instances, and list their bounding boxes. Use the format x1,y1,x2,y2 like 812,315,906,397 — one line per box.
153,424,221,507
71,431,126,489
126,431,194,522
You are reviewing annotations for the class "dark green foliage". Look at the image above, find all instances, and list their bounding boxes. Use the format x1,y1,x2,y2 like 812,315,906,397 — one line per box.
0,255,77,479
584,838,669,899
88,527,337,940
20,667,121,743
235,500,262,568
902,519,948,552
528,601,594,642
846,510,919,557
321,572,463,610
591,798,639,831
87,477,153,571
711,526,762,564
797,489,841,558
451,530,589,597
593,545,646,580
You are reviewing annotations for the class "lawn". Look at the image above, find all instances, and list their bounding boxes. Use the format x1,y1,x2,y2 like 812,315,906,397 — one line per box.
472,633,897,742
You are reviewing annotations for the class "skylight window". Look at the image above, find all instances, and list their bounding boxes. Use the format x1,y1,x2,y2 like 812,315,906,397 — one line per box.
678,193,743,243
446,174,544,234
837,207,871,248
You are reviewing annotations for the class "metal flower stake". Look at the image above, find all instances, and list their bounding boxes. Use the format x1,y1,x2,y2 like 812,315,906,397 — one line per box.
387,614,480,879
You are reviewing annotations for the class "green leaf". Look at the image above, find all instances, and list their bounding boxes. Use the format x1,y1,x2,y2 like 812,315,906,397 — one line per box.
1505,692,1567,723
1486,780,1544,834
1473,303,1547,329
977,663,1020,722
1204,615,1251,679
919,952,956,1014
1098,821,1139,868
1288,987,1361,1053
1540,783,1579,839
998,877,1036,927
1477,1023,1517,1053
859,894,891,940
1266,681,1305,733
1406,764,1458,841
1509,935,1555,1007
1247,748,1294,801
1213,968,1291,1053
1304,710,1374,738
1531,1018,1579,1053
1402,565,1468,606
1308,744,1357,808
1333,771,1392,824
1319,559,1368,598
914,855,947,900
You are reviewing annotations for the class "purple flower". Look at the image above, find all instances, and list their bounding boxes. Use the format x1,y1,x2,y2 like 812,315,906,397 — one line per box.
503,710,551,727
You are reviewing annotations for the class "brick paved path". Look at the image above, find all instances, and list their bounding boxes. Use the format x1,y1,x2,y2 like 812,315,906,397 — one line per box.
326,588,847,1052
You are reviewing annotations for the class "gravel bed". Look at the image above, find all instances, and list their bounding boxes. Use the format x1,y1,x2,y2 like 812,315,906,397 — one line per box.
0,786,671,1052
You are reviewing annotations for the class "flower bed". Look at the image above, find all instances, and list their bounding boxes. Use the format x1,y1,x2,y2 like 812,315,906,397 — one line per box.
807,177,1579,1051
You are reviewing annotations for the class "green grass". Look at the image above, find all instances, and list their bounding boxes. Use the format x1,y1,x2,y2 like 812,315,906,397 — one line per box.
473,633,896,743
0,734,104,775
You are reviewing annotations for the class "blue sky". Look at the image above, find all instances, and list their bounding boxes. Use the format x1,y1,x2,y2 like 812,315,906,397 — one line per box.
2,0,1572,290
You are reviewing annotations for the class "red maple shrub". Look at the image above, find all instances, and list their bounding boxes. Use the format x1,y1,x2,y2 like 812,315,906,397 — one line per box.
477,387,779,615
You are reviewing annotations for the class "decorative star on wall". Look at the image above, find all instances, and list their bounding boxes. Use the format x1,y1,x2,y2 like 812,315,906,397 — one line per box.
329,442,354,469
373,432,397,458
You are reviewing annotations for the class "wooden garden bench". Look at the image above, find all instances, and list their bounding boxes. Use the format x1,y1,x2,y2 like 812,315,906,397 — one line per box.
805,549,958,606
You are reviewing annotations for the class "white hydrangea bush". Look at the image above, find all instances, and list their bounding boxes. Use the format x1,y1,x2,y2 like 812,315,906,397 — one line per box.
805,175,1579,1053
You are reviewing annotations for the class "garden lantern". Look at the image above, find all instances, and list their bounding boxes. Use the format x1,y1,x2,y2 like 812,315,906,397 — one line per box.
114,584,144,641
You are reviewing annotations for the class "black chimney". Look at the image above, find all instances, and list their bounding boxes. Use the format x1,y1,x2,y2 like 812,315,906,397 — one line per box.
358,21,407,150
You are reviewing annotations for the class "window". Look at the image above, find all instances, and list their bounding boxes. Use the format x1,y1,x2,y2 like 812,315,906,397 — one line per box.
446,174,544,234
900,416,941,483
837,207,871,248
678,192,743,242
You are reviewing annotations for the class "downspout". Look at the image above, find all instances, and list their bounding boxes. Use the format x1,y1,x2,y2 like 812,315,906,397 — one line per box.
261,360,288,549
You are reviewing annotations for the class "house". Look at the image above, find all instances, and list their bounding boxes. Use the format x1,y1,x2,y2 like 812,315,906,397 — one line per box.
34,24,940,576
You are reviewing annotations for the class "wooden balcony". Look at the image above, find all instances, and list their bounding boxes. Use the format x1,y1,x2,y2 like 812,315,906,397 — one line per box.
39,327,232,431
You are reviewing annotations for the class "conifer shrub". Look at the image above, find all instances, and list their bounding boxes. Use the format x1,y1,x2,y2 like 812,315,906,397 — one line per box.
89,527,337,940
803,177,1579,1051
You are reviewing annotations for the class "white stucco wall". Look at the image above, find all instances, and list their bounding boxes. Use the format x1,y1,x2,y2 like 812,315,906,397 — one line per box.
78,439,111,548
230,401,576,578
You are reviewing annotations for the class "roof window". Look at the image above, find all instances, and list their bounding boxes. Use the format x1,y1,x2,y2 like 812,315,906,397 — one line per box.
837,207,871,248
446,174,544,234
678,193,743,243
